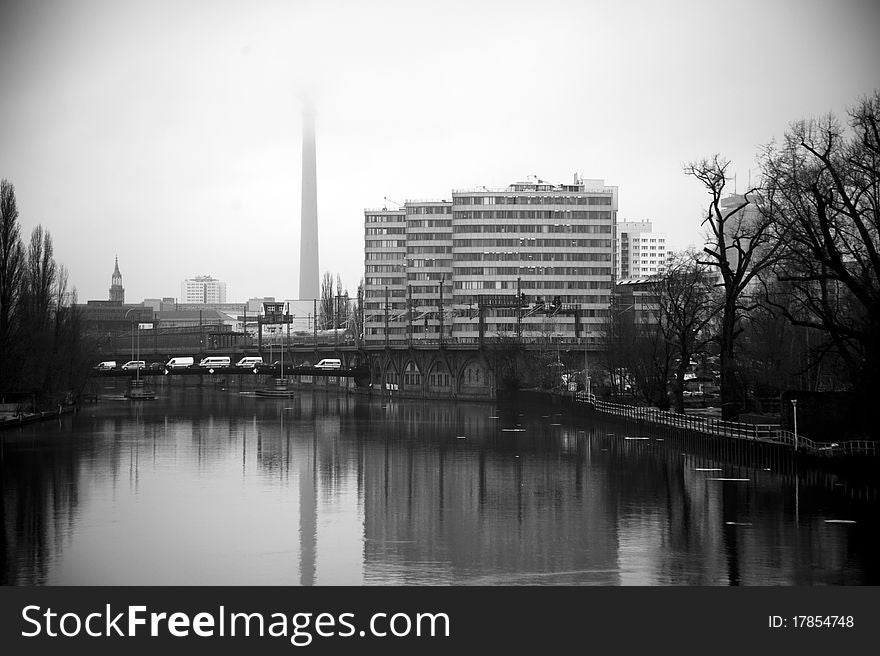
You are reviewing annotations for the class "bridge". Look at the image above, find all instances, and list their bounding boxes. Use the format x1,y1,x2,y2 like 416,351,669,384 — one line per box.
92,336,602,400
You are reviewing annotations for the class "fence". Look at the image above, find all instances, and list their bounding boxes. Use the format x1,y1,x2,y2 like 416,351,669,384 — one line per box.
572,392,876,456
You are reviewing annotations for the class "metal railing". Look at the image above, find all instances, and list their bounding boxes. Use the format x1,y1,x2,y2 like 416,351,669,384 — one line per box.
573,394,877,456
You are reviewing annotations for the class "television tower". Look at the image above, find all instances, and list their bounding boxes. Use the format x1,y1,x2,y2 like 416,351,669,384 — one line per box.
299,101,319,300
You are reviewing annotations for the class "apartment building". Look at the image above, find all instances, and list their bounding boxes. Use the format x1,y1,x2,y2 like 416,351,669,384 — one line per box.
181,275,227,304
616,220,667,280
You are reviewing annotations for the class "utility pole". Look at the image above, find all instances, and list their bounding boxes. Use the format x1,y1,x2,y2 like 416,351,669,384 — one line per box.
439,275,445,347
333,295,338,349
313,298,318,357
516,276,522,341
407,284,413,346
384,286,389,349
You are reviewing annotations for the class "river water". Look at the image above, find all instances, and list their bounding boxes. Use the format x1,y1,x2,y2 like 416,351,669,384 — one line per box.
2,385,877,585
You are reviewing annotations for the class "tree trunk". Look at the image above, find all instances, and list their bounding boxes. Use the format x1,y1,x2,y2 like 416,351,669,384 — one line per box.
719,303,740,421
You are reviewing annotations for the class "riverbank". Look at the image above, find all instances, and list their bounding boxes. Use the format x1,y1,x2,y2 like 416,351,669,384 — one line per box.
514,389,879,459
0,404,78,430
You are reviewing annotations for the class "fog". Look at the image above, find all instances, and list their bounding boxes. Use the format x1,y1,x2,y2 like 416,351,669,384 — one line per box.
1,0,877,303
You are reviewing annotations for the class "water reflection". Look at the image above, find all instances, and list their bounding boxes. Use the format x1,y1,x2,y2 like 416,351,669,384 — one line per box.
1,388,877,585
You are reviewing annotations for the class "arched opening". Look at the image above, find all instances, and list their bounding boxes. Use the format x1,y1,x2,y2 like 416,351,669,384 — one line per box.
403,361,422,388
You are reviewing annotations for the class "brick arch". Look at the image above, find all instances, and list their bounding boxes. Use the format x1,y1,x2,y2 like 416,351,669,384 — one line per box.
425,360,453,394
382,358,401,391
457,356,493,397
401,359,423,392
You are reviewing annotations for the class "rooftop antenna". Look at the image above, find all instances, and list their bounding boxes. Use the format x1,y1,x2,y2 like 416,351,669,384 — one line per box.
383,196,403,209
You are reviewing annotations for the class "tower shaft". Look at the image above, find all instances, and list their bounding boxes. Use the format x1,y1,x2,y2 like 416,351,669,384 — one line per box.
299,106,319,299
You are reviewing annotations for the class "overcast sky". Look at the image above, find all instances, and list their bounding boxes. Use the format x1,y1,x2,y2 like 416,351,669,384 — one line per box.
1,0,878,304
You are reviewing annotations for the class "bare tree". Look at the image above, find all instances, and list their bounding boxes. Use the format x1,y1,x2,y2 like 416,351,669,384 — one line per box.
354,277,365,341
0,179,25,387
760,91,880,421
318,271,334,329
685,156,781,419
653,251,718,413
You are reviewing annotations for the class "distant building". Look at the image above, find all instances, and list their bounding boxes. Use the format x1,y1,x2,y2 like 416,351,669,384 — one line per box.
144,297,177,313
181,275,227,304
616,220,667,280
613,278,660,326
109,257,124,302
77,301,151,336
77,257,150,336
153,309,234,329
715,193,763,272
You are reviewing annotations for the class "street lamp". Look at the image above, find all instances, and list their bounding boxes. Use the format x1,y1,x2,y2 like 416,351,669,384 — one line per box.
124,307,141,383
583,332,591,400
791,399,798,451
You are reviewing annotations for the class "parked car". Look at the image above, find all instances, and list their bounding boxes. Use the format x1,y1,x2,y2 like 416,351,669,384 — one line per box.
148,362,165,371
121,361,146,370
315,358,342,369
235,356,264,368
94,361,117,371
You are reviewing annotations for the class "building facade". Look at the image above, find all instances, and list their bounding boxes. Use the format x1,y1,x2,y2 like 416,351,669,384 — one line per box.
616,220,667,280
363,208,407,341
181,275,227,304
363,176,617,344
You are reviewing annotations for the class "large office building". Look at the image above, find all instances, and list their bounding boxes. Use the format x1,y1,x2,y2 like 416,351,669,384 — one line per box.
364,175,617,344
180,275,227,304
616,220,667,280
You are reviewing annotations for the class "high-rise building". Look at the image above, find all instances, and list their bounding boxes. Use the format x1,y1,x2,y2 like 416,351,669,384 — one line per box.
364,175,617,344
181,275,227,304
109,256,124,302
363,208,406,341
616,220,667,280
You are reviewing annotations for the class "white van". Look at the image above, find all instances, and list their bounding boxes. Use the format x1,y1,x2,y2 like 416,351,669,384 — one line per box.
198,356,231,368
235,356,264,368
315,358,342,370
166,357,194,369
121,360,146,370
94,361,116,371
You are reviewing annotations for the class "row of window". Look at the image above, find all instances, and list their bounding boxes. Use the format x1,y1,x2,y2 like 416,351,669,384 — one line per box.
453,196,612,206
365,239,407,248
366,252,405,260
454,280,612,292
406,206,452,215
454,210,613,221
455,224,612,234
406,246,452,254
365,277,405,286
453,267,613,279
453,253,612,264
406,219,452,227
407,259,452,268
407,233,453,241
365,214,404,224
453,238,613,248
365,265,404,273
454,296,612,310
365,227,405,235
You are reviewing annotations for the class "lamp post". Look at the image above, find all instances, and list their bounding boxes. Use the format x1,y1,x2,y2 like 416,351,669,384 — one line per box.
791,399,798,451
583,333,591,400
124,307,138,381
